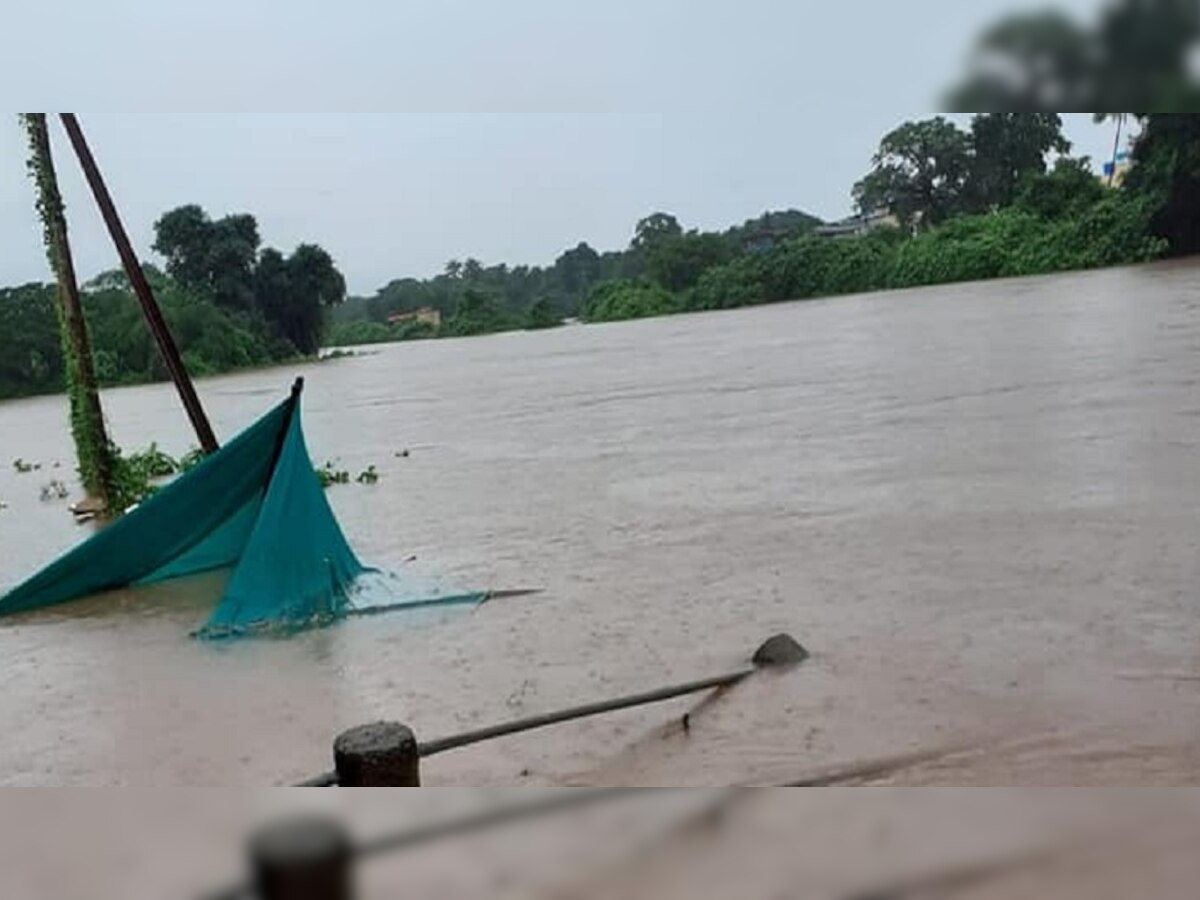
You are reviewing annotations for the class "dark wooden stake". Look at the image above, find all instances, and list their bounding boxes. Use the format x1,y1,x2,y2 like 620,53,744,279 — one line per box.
57,113,219,454
250,816,354,900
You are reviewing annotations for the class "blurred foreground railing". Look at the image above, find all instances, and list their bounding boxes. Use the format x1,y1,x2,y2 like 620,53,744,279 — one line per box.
208,788,675,900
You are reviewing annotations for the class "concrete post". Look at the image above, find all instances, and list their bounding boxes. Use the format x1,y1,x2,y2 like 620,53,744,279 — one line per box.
334,721,420,786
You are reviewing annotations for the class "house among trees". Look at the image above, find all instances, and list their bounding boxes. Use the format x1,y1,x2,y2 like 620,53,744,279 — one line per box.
814,209,898,239
386,307,441,328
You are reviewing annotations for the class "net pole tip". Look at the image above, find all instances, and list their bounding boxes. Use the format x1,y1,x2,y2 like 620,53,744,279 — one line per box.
752,633,809,669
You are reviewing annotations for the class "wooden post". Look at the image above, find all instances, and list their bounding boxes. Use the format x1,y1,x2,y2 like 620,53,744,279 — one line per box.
57,113,219,454
250,816,354,900
21,113,116,509
334,721,420,786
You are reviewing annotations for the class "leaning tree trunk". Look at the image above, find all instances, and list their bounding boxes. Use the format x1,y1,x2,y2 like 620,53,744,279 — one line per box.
21,113,116,511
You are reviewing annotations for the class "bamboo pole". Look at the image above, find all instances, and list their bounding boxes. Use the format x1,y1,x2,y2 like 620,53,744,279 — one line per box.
57,113,219,454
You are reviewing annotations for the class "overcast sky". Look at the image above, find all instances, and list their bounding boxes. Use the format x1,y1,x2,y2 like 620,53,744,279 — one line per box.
1,2,1110,295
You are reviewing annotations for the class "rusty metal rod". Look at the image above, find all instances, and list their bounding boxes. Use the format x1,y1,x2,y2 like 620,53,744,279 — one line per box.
58,113,219,453
418,667,753,757
293,634,806,786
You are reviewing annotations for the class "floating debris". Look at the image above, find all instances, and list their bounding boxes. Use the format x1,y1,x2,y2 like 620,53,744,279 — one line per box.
395,449,410,458
315,461,350,488
40,480,69,502
356,465,379,485
69,495,107,524
12,459,40,474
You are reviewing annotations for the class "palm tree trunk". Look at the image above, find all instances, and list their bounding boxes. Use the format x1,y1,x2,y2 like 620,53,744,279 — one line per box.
1109,114,1126,187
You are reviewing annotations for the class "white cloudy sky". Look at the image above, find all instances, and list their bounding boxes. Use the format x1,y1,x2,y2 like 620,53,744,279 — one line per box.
0,1,1112,294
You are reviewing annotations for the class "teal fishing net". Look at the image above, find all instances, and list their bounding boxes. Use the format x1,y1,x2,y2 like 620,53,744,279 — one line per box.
0,380,484,638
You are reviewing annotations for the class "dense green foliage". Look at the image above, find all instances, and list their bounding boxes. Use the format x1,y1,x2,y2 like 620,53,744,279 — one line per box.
0,272,299,401
583,280,679,321
1122,114,1200,256
325,112,1178,337
854,114,1070,228
577,113,1178,325
326,206,821,344
853,118,974,229
153,205,346,355
0,200,343,401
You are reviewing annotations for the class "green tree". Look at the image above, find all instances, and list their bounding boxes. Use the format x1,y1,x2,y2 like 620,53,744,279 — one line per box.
1122,114,1200,256
853,118,972,229
643,230,735,292
278,243,347,354
583,279,679,322
967,114,1070,210
152,205,260,310
631,213,683,251
524,297,561,330
554,242,602,297
1014,156,1105,220
442,288,512,336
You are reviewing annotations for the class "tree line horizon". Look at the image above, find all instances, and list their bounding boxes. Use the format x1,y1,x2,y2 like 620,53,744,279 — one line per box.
2,112,1198,404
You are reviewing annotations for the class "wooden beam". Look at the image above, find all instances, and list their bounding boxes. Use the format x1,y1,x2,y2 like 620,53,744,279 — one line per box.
57,113,219,454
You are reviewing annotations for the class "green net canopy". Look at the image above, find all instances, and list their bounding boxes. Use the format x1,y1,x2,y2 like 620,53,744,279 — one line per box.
0,380,450,639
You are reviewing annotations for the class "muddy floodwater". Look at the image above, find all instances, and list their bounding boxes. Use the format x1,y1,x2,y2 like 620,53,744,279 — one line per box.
2,261,1200,786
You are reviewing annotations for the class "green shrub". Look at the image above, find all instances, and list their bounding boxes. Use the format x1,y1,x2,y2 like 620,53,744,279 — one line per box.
583,280,680,322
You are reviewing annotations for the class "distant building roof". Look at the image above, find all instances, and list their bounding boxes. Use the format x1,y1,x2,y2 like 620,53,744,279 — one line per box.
814,209,895,238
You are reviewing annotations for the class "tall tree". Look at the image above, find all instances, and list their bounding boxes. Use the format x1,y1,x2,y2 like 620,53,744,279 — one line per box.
267,244,347,355
20,114,116,509
554,242,602,296
853,118,972,228
1122,114,1200,256
631,213,683,251
153,205,260,310
967,113,1070,210
643,230,735,293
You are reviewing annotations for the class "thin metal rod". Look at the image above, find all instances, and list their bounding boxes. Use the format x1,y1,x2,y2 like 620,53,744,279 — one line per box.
418,668,753,757
292,668,751,786
344,589,543,620
58,113,219,453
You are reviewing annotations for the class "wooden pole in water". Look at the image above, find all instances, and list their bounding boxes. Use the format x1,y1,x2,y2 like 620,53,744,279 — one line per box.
57,113,219,454
21,113,116,509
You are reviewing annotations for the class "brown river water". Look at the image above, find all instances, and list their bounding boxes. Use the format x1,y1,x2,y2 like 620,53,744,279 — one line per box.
2,261,1200,787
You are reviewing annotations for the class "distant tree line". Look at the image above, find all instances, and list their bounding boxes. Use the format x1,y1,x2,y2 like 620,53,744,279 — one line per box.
334,113,1191,337
3,110,1199,401
0,205,346,400
325,207,821,346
